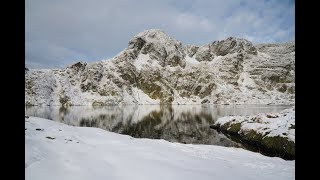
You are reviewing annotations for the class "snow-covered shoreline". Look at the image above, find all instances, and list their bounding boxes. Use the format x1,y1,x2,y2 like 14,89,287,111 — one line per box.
26,116,294,180
211,107,295,159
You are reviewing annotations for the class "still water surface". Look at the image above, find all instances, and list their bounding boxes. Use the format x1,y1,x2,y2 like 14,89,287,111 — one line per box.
25,105,291,148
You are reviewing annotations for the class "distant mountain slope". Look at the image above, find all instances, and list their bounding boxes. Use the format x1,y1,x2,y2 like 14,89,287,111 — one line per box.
25,29,295,105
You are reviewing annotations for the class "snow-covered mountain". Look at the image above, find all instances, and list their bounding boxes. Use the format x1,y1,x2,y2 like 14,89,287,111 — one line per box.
25,29,295,105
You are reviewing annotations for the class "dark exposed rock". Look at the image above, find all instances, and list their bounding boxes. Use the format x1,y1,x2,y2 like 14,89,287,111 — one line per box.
59,95,70,105
69,61,87,72
46,136,55,140
128,37,146,51
201,99,209,104
266,114,279,118
92,101,105,106
209,124,219,129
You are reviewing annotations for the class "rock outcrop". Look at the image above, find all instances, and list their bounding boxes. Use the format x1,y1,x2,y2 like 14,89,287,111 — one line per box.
194,37,257,62
211,107,295,160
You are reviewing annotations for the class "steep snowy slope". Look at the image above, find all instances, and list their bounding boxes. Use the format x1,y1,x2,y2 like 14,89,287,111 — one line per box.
25,29,295,105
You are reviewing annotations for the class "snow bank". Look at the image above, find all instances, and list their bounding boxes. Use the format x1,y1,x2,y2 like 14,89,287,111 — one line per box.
26,116,294,180
215,107,295,142
134,53,150,72
185,55,200,65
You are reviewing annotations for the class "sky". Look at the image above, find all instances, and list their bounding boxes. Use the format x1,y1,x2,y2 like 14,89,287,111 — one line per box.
25,0,295,69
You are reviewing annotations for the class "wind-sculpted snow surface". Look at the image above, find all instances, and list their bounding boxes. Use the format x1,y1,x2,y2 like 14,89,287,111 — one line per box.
25,116,294,180
25,29,295,105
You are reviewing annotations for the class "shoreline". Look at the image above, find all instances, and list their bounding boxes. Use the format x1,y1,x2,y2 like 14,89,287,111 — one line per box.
211,107,295,160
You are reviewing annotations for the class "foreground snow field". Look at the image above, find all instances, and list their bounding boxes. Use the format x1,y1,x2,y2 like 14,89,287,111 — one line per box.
25,116,294,180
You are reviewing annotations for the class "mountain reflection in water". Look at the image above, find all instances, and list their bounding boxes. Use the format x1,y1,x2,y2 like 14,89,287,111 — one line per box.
25,105,291,148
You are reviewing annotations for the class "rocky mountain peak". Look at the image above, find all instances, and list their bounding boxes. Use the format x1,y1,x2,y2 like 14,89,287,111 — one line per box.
127,29,186,68
25,29,295,106
131,29,176,44
189,36,258,62
255,41,295,54
68,61,87,72
209,36,257,56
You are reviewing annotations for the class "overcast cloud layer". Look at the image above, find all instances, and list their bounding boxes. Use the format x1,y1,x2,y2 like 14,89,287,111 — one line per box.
26,0,295,69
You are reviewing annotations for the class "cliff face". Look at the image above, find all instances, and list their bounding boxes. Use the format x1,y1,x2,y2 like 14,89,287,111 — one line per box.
25,29,295,105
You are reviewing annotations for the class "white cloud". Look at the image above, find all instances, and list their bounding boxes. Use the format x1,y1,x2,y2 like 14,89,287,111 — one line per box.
175,13,214,32
25,40,89,69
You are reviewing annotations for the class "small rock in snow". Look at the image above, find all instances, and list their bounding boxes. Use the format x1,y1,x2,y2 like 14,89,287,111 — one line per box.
266,113,279,118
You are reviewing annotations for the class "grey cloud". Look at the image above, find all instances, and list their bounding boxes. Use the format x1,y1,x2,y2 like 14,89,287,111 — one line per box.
26,0,294,68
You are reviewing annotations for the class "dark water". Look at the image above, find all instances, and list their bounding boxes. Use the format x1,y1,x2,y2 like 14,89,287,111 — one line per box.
25,105,291,148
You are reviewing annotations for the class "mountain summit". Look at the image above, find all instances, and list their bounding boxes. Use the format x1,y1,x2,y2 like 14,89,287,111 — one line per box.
126,29,186,68
25,29,295,105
